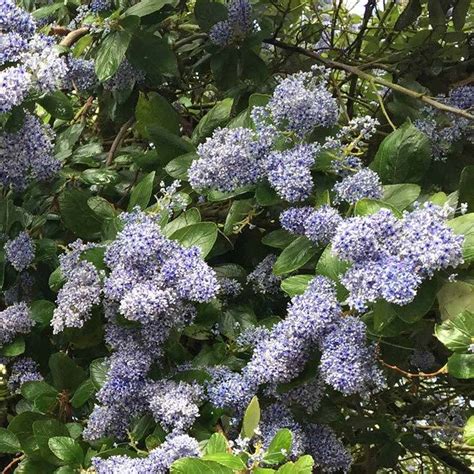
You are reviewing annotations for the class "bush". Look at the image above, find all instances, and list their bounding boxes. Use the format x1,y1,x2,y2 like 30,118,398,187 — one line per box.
0,0,473,472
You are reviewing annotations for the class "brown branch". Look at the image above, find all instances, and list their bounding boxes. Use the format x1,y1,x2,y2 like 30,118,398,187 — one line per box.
263,38,474,120
106,118,135,167
379,359,448,379
2,455,23,474
59,27,90,48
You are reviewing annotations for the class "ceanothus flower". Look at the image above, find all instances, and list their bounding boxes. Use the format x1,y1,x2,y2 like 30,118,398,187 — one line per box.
92,434,200,473
63,56,97,91
333,168,383,204
260,403,306,458
266,69,338,136
319,316,385,395
280,207,315,235
147,380,203,433
0,302,34,346
0,0,36,37
189,127,266,193
0,32,28,65
264,144,318,202
7,357,43,394
332,204,464,310
103,59,145,91
4,232,35,272
90,0,112,12
303,424,352,473
0,113,60,190
209,0,253,46
52,241,102,334
247,254,281,295
0,66,31,113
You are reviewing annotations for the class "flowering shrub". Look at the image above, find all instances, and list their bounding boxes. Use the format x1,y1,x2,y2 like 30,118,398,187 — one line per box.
0,0,473,472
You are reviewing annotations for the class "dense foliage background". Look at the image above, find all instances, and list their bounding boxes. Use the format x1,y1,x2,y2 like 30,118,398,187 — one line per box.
0,0,473,472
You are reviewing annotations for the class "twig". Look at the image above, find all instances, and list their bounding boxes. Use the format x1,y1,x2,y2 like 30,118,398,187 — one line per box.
371,81,397,130
59,27,90,48
379,359,448,379
263,38,474,120
73,96,94,123
106,118,135,167
2,455,23,474
174,33,208,49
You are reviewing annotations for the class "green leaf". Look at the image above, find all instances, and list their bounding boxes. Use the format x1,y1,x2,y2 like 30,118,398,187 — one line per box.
48,437,84,465
38,92,73,120
70,379,96,408
131,414,155,442
447,353,474,379
0,428,21,453
393,278,437,323
1,336,25,356
8,412,46,453
165,152,197,180
30,300,55,327
315,246,349,283
223,199,254,235
49,267,65,293
273,237,317,276
241,396,260,439
22,381,58,402
95,31,131,81
382,184,420,210
281,275,313,297
202,453,246,469
459,166,474,214
205,433,228,455
136,92,180,137
147,125,195,162
427,0,446,31
453,0,470,30
371,122,431,184
255,182,281,207
49,353,86,391
128,32,178,78
264,429,292,464
194,0,228,31
192,99,233,144
211,49,239,90
33,419,69,464
354,199,401,217
437,281,474,321
59,189,103,240
163,208,201,237
448,213,474,263
394,0,422,30
171,457,233,473
463,416,474,446
127,171,155,211
262,230,297,249
80,169,119,186
124,0,176,16
435,311,474,353
170,222,218,258
90,358,109,390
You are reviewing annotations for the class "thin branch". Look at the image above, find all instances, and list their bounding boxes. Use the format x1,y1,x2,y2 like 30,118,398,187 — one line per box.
379,359,448,379
2,455,23,474
106,118,135,167
263,38,474,120
59,27,90,48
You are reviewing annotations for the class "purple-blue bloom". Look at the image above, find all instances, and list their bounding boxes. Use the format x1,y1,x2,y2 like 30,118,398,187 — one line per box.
333,168,383,204
0,302,34,346
4,232,35,272
7,357,43,394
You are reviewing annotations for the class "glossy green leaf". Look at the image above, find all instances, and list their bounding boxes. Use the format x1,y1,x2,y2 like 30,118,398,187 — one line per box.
273,237,317,276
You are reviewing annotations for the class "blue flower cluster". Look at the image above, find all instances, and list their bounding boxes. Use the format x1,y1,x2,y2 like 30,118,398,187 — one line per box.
90,0,112,13
265,69,339,137
0,1,67,113
52,240,102,334
190,69,339,202
92,433,200,473
7,357,43,394
104,59,145,91
414,86,473,161
209,0,253,46
188,127,266,192
63,56,97,91
75,210,218,440
333,168,383,204
0,113,60,190
246,254,281,295
332,204,464,310
0,302,34,346
280,205,342,245
4,232,35,272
